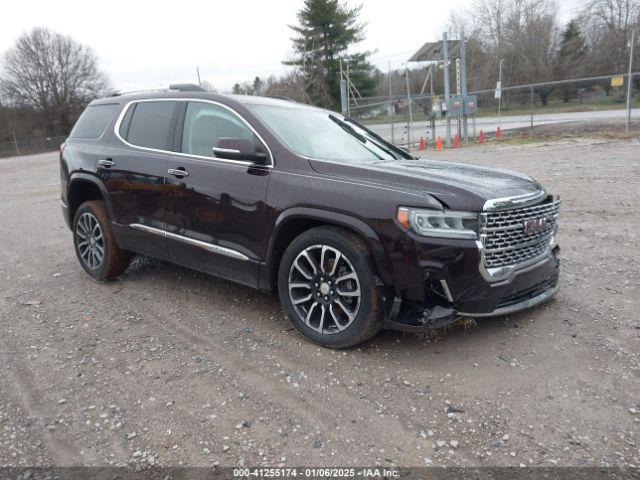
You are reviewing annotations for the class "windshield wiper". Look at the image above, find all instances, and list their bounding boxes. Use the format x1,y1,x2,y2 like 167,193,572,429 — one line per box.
343,118,407,160
328,114,384,160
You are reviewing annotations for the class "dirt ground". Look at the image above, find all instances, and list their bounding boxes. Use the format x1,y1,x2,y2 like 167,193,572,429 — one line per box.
0,138,638,469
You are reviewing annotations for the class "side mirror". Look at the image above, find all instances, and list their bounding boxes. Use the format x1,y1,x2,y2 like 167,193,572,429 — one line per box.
213,138,269,164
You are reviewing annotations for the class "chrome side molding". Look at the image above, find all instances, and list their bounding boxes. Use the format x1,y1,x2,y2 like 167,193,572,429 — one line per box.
130,223,249,261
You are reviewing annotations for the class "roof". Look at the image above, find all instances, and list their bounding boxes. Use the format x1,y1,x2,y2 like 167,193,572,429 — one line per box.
409,40,462,62
91,90,304,110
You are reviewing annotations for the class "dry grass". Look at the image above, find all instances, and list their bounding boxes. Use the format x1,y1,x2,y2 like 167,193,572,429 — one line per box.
494,121,640,143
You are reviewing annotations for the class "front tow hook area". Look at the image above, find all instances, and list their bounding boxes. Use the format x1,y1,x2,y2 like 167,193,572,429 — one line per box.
383,297,459,333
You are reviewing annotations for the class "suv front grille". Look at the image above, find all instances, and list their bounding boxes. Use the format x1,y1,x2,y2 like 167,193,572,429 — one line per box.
481,198,560,269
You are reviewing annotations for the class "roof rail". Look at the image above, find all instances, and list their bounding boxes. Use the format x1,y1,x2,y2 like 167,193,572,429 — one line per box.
111,83,206,97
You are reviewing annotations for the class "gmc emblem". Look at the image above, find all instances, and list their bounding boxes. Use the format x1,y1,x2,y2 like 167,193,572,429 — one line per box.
523,218,547,235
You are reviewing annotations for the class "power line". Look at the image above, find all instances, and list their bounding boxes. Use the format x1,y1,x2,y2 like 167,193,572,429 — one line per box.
368,49,415,61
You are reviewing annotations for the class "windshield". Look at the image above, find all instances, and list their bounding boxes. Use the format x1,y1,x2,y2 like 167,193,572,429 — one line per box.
246,103,407,163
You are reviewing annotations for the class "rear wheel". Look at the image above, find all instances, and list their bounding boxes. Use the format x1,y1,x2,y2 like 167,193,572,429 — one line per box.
73,201,132,279
278,226,383,348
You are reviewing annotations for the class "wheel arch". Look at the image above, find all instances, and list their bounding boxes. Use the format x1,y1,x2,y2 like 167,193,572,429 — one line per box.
67,174,111,227
261,207,393,293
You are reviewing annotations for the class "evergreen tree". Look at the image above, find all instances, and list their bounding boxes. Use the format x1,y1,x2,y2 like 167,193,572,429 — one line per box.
253,76,264,96
284,0,377,109
554,20,588,102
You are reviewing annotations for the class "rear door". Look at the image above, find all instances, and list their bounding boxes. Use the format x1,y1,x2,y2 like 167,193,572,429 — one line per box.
100,100,178,258
63,103,119,202
164,100,272,288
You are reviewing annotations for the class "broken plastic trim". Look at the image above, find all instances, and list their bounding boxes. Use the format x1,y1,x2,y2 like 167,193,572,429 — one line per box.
383,296,459,333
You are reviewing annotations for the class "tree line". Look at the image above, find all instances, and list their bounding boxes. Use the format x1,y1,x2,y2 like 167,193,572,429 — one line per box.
1,0,639,143
0,27,110,142
236,0,639,109
445,0,640,105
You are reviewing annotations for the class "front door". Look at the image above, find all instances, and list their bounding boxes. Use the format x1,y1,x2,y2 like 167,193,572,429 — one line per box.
100,100,178,258
165,100,271,288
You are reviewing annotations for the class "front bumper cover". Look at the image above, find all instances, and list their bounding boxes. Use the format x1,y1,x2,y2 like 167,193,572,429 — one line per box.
383,243,560,333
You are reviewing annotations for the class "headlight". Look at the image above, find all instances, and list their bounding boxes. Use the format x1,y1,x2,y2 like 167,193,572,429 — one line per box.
397,207,479,239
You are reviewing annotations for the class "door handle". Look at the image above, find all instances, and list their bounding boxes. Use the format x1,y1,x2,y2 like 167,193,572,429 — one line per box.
98,158,115,167
168,168,189,178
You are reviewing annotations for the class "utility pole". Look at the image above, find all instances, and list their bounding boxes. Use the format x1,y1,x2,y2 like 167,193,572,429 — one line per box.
405,67,413,149
388,60,395,144
626,28,635,131
419,65,436,141
460,30,468,142
530,87,534,138
443,32,451,147
340,60,348,116
346,62,352,117
498,59,505,128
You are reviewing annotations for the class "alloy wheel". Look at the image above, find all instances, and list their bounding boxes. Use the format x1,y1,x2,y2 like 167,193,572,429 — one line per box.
288,244,361,334
75,212,105,270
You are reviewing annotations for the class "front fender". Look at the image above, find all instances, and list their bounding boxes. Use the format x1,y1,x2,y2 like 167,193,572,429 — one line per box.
261,207,394,292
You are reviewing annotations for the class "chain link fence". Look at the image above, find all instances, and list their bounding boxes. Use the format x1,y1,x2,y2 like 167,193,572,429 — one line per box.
348,72,640,147
0,135,67,159
2,73,637,158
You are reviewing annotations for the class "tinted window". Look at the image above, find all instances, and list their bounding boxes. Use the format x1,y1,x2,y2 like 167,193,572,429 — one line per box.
70,104,119,138
126,101,177,150
181,101,257,157
247,104,401,162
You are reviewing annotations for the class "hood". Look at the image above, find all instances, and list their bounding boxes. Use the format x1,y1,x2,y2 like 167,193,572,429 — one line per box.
308,158,544,211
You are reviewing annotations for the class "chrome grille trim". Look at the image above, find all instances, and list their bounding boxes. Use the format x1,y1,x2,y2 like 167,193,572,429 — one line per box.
483,190,547,211
478,196,560,282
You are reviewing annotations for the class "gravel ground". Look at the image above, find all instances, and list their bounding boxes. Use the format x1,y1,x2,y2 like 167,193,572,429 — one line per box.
0,138,638,469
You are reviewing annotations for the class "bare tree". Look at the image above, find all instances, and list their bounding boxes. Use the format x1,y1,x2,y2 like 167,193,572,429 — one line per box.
0,27,110,135
580,0,640,73
448,0,559,104
264,71,311,103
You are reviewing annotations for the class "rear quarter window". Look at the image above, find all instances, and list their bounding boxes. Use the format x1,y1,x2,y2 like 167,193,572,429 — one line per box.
123,101,177,151
70,104,119,139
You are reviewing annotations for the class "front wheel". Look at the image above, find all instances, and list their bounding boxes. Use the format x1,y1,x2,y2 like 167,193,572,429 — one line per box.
278,226,383,348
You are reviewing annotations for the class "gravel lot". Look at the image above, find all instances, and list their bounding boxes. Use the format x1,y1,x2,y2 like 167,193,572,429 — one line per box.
0,138,638,469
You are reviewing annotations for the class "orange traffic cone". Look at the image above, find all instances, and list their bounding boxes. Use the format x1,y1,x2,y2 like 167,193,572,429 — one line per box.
496,126,502,140
419,137,426,150
435,136,443,151
453,133,461,148
478,130,485,144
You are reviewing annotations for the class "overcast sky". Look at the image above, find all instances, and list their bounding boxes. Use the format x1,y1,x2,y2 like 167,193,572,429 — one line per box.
1,0,584,93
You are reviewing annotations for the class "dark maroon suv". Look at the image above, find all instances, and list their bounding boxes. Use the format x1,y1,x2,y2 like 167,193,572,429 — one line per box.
60,85,560,348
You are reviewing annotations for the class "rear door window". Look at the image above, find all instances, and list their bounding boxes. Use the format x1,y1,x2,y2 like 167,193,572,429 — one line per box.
124,101,177,151
70,104,119,139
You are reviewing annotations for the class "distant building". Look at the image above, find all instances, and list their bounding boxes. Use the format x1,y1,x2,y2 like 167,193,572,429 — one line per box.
409,40,461,62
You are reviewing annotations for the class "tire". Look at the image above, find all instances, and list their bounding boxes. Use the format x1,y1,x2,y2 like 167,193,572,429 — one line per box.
72,200,132,280
278,226,383,348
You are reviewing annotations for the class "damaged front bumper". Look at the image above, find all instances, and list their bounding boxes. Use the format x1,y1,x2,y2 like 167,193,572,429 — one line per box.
383,246,560,333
